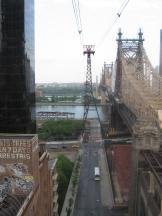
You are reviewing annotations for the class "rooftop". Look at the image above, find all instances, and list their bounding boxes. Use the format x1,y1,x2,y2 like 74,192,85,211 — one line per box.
0,194,26,216
0,134,37,140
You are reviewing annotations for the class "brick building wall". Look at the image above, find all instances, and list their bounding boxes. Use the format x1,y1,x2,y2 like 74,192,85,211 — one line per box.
17,186,39,216
17,151,54,216
39,151,52,216
0,135,55,216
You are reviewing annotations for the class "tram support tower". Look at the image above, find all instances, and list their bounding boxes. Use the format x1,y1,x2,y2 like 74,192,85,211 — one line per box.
83,45,101,142
83,45,95,123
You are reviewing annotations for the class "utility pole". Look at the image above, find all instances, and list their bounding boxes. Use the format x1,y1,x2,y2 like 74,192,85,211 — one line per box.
83,45,101,142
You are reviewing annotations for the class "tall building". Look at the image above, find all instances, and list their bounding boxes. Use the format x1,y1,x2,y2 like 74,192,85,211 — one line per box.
0,0,36,133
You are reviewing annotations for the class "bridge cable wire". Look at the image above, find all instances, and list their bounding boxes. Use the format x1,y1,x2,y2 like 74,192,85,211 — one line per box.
97,0,131,48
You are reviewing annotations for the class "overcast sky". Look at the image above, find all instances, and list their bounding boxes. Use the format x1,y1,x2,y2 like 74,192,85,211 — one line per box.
35,0,162,83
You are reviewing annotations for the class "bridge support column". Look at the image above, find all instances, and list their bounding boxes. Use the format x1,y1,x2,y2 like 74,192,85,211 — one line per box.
129,121,160,216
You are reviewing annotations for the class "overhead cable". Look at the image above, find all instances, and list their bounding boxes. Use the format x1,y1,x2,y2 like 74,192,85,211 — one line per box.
72,0,83,36
72,0,79,31
76,0,82,32
97,0,131,47
118,0,131,16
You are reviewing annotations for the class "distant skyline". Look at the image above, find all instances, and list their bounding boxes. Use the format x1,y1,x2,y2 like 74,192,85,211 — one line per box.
35,0,162,83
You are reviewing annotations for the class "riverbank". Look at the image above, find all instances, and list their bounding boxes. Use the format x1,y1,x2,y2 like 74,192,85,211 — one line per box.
36,103,109,121
36,102,104,106
36,102,83,106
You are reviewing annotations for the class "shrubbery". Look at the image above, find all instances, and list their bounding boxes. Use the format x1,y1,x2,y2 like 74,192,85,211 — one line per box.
38,120,83,141
56,155,74,215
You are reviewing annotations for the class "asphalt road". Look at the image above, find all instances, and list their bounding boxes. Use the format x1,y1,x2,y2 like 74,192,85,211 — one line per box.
73,143,107,216
73,119,127,216
73,119,109,216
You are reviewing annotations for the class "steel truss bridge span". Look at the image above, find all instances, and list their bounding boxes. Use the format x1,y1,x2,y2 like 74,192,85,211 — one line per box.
101,29,162,151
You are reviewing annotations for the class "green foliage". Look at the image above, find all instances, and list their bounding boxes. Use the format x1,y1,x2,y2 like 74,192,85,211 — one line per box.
56,155,74,180
66,207,71,216
69,198,73,207
72,175,77,188
71,158,80,190
39,85,84,96
56,155,74,215
36,95,79,103
38,120,83,141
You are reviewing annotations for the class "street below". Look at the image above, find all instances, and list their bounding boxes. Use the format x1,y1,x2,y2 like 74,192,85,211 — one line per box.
73,119,115,216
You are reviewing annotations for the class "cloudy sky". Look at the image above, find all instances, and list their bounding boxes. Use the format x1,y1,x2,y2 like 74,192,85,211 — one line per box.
35,0,162,83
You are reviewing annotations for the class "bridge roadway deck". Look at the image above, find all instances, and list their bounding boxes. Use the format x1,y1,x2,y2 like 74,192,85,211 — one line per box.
73,119,122,216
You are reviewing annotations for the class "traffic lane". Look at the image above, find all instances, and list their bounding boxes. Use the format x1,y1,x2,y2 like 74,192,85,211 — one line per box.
86,147,101,216
73,145,91,215
73,154,89,215
75,166,110,214
88,138,111,216
86,143,105,216
73,144,101,216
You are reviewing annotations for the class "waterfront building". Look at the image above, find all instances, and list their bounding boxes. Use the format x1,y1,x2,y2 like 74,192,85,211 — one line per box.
0,0,36,133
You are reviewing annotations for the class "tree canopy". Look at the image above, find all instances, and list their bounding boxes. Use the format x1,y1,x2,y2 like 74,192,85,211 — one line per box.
56,155,74,215
38,119,83,141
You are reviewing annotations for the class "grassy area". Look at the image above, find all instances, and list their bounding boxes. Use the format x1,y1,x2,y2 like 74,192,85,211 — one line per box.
37,119,83,141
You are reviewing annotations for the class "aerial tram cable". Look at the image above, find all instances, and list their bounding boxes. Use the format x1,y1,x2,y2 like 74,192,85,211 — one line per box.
76,0,82,33
97,0,131,48
71,0,131,137
72,0,80,31
117,0,130,16
117,0,131,17
72,0,83,45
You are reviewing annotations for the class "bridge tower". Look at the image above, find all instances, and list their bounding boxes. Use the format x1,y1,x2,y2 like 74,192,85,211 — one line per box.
114,30,152,216
108,29,162,216
83,45,101,142
115,28,144,97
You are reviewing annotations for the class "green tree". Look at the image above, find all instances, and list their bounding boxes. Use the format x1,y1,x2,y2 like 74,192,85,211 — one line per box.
38,120,83,141
56,155,74,215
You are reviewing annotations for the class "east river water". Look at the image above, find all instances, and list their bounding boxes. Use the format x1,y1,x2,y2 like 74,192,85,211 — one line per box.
36,105,109,121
